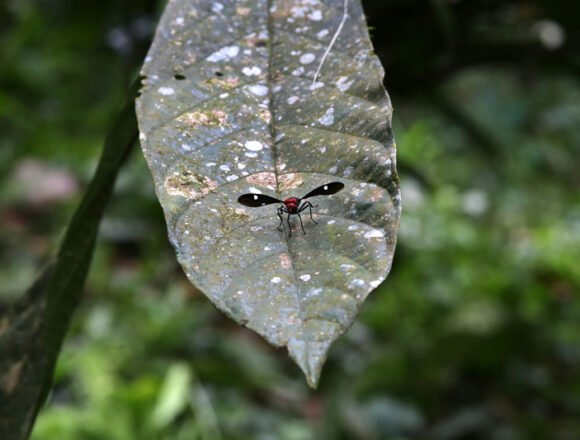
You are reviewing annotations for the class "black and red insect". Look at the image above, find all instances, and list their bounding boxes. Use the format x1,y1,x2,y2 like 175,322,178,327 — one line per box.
238,182,345,236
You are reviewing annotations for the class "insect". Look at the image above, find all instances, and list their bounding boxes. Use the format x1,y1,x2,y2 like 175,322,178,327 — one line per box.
238,182,345,236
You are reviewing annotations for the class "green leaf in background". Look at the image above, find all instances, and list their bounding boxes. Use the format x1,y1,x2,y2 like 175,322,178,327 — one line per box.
136,0,400,387
151,363,192,430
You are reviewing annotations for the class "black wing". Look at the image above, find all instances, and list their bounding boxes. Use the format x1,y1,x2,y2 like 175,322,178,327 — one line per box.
302,182,345,199
238,193,282,207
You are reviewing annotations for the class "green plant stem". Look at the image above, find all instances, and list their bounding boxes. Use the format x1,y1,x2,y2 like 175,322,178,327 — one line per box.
0,83,139,440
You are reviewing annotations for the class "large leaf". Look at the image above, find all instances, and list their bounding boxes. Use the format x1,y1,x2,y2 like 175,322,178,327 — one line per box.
136,0,400,387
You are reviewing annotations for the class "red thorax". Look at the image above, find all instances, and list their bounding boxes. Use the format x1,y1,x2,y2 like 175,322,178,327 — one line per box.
283,197,300,214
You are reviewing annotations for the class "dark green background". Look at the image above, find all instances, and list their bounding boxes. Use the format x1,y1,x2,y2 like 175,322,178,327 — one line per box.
1,0,579,438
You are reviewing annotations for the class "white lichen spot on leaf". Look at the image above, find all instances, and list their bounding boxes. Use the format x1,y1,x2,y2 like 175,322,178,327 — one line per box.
318,107,335,126
242,66,262,76
244,140,264,151
207,45,240,62
300,53,316,64
247,84,269,96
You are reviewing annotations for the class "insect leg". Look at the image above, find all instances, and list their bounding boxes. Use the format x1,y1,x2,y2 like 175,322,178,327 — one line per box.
287,213,292,237
297,213,307,234
298,201,318,224
277,206,284,231
309,204,319,224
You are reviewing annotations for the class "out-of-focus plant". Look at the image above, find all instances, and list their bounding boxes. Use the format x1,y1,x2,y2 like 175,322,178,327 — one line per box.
1,0,579,439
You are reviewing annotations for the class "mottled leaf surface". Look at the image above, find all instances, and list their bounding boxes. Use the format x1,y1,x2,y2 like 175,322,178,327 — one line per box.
136,0,400,387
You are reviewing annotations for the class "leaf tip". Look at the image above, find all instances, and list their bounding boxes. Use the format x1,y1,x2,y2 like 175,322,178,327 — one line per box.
288,338,334,389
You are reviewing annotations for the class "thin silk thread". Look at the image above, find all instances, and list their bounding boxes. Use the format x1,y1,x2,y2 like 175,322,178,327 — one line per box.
312,0,349,85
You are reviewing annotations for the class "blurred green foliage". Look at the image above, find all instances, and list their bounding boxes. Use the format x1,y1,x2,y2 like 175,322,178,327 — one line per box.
1,0,579,439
